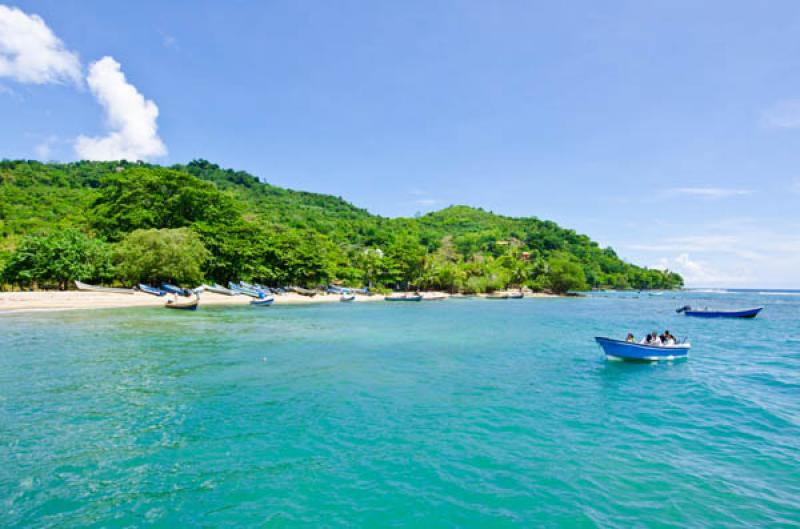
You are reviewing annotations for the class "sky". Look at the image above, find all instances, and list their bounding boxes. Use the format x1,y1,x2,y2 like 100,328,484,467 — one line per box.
2,1,800,288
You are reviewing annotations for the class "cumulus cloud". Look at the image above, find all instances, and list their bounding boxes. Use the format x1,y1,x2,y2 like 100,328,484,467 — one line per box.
0,5,81,85
654,253,745,286
74,56,166,161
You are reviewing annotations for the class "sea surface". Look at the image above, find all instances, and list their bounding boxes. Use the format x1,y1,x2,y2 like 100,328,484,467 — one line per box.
2,291,799,528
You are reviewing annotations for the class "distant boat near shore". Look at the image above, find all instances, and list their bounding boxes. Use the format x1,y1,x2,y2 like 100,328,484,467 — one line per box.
74,280,135,294
138,284,167,297
676,305,763,319
385,293,422,301
250,297,274,306
165,297,199,311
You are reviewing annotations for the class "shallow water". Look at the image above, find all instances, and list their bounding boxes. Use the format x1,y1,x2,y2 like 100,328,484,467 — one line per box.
2,291,799,528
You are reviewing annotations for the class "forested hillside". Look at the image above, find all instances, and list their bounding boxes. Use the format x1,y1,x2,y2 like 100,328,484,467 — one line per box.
0,159,682,292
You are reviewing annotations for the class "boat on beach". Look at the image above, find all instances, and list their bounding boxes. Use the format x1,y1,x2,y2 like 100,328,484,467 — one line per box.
508,292,524,299
486,292,510,299
421,293,448,301
74,280,135,294
340,294,356,302
288,286,317,297
138,284,167,296
676,305,763,318
385,293,422,301
250,297,274,306
595,336,690,361
198,283,238,296
228,282,266,298
161,283,192,297
165,296,199,310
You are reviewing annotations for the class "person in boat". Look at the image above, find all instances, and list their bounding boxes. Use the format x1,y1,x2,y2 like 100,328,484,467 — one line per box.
662,330,676,346
626,333,635,343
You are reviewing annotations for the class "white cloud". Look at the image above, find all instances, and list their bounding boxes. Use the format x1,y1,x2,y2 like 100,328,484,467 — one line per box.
654,253,747,286
762,99,800,129
667,187,751,199
74,56,166,161
0,5,81,85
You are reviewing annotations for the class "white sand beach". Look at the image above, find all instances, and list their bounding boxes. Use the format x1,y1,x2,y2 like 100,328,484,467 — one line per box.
0,290,558,313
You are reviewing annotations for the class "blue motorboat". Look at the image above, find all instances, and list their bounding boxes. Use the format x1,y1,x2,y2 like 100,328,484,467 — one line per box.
228,282,266,299
595,336,690,361
676,305,763,318
162,283,191,297
138,284,167,296
250,297,274,306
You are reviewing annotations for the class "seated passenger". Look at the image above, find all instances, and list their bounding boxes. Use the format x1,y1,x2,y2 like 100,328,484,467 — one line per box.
626,333,635,343
650,331,662,346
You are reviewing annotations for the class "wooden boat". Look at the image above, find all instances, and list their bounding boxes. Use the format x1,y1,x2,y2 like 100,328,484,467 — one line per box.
340,294,356,302
138,284,167,296
595,336,690,361
486,292,510,299
508,292,524,299
250,297,275,306
676,305,763,318
289,286,317,297
74,280,134,294
165,297,199,311
385,294,422,301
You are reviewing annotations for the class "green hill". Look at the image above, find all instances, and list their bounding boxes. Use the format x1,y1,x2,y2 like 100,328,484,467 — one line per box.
0,159,682,292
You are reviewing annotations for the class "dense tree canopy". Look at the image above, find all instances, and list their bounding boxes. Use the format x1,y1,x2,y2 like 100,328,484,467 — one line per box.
0,159,683,291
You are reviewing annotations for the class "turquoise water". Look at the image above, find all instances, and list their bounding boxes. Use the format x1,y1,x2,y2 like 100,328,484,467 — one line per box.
2,291,799,528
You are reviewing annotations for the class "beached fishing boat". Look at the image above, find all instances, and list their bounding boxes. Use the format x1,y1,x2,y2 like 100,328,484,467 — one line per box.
161,283,192,297
138,284,167,296
676,306,763,318
74,280,135,294
165,297,199,311
422,294,448,301
385,293,422,301
250,297,274,306
289,286,317,297
595,336,690,361
486,292,510,299
228,282,265,298
198,283,238,296
340,294,356,302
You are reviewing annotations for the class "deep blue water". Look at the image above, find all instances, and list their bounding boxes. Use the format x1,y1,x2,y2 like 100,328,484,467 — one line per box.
1,291,799,528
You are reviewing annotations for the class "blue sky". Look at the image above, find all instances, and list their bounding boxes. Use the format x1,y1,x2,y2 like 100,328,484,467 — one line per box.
2,1,800,288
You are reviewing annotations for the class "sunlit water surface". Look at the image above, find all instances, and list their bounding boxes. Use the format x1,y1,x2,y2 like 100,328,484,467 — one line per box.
2,290,799,528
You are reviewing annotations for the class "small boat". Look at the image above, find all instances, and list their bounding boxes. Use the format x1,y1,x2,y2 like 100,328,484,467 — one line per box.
138,284,167,297
508,292,524,299
288,286,317,297
198,283,238,296
595,336,690,361
74,280,134,294
340,294,356,302
676,305,763,319
241,281,272,294
161,283,191,297
228,282,266,299
250,297,275,307
385,294,422,301
165,297,199,311
422,294,448,301
486,292,510,300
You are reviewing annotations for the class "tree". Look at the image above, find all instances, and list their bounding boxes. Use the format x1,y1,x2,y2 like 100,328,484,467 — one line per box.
114,228,210,285
89,167,240,240
546,255,588,294
2,229,113,289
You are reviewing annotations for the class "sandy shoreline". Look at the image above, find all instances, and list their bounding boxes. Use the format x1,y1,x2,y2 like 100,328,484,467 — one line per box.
0,290,559,313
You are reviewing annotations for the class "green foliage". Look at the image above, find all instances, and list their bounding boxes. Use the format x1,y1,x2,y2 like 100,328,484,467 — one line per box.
0,159,683,292
115,228,210,286
2,229,113,289
546,255,589,294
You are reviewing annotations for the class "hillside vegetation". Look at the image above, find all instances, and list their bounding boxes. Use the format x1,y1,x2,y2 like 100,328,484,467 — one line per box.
0,159,682,293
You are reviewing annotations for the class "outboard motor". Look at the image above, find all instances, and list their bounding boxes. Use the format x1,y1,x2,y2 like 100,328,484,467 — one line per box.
676,305,691,314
